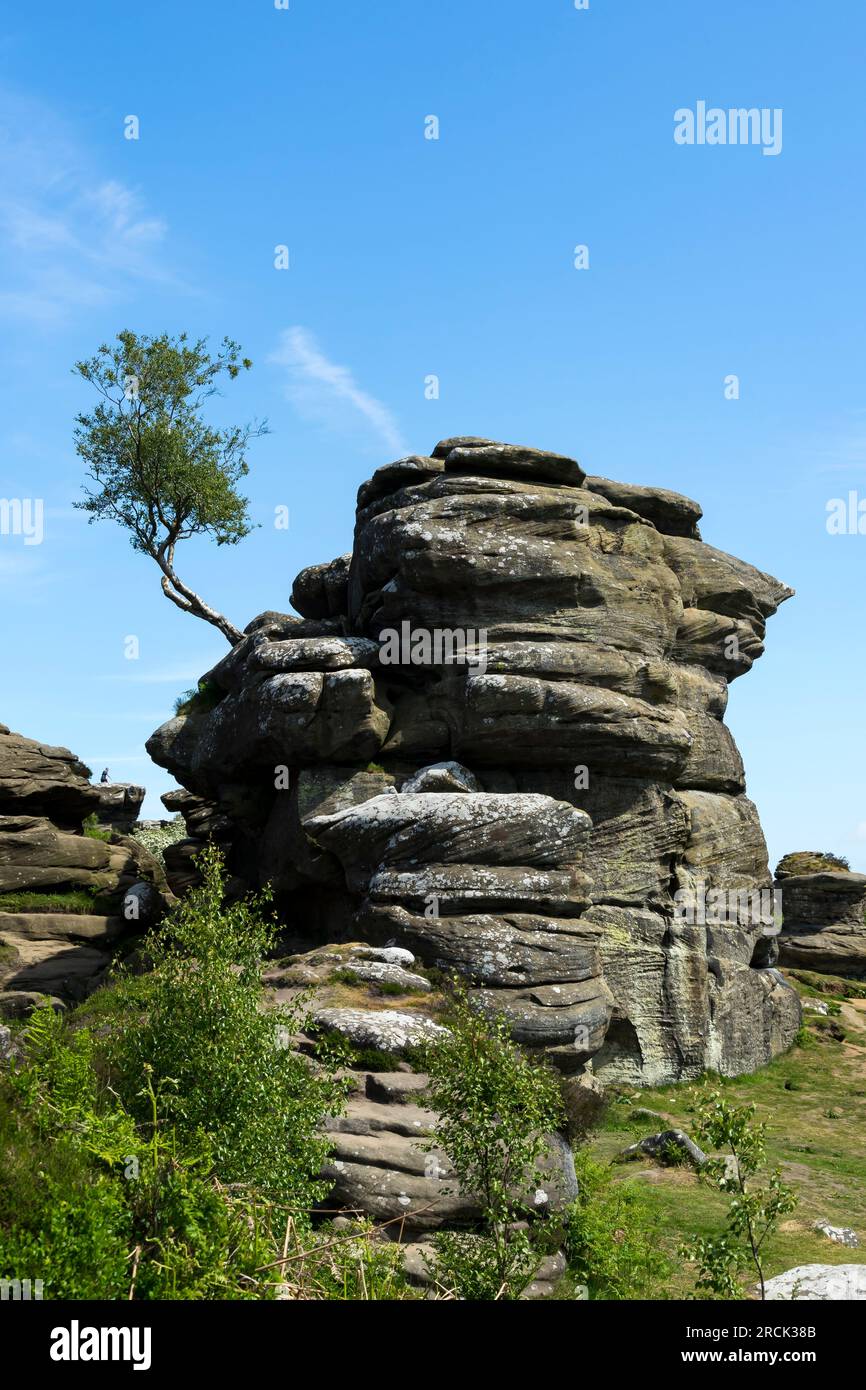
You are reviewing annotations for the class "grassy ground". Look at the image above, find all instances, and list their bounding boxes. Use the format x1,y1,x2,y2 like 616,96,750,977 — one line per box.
586,975,866,1296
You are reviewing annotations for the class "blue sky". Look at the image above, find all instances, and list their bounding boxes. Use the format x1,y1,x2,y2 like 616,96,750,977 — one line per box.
0,0,864,871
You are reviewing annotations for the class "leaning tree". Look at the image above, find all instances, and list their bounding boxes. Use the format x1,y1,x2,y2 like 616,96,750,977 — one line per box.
73,330,267,645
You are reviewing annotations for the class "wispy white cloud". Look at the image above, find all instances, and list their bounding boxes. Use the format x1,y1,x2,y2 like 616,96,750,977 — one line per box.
270,326,407,456
0,87,178,325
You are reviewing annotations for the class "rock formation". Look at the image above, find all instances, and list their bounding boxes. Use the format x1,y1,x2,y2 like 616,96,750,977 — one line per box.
147,437,801,1083
776,853,866,979
0,724,166,1015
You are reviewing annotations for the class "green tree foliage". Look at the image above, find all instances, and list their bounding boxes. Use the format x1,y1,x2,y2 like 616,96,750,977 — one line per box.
681,1090,797,1299
421,985,564,1300
73,331,267,644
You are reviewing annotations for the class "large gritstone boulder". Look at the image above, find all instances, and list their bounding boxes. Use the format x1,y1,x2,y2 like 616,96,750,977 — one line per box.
147,438,800,1083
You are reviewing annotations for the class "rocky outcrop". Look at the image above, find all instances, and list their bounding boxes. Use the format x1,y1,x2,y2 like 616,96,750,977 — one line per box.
92,782,146,835
0,724,167,1015
776,854,866,978
147,437,800,1083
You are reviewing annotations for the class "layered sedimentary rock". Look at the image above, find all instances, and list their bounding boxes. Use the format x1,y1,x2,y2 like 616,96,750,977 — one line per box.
147,437,800,1082
0,724,166,1014
776,853,866,978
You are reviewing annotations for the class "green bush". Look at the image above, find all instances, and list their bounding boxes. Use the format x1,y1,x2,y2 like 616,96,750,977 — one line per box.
564,1149,671,1299
82,813,111,843
330,966,416,999
1,1004,287,1300
421,984,564,1301
776,850,850,877
106,844,346,1208
0,850,357,1300
0,1069,131,1299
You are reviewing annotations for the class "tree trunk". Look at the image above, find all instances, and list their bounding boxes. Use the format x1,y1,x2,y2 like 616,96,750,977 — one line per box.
154,556,244,646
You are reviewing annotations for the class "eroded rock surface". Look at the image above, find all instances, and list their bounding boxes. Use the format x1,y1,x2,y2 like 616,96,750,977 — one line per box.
147,438,800,1082
776,854,866,978
318,1065,576,1240
0,724,167,1013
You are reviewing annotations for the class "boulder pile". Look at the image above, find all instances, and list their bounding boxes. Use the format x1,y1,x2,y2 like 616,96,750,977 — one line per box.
148,437,801,1083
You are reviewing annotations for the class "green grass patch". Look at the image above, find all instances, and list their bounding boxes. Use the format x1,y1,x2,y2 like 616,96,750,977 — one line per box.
586,991,866,1297
789,968,866,1001
0,889,103,916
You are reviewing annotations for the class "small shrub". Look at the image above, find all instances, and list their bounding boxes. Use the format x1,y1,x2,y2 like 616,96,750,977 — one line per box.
0,1063,130,1299
680,1091,796,1300
174,679,223,718
789,969,866,1000
352,1047,402,1071
564,1149,671,1299
1,1009,282,1300
0,848,357,1301
420,983,564,1301
82,813,111,843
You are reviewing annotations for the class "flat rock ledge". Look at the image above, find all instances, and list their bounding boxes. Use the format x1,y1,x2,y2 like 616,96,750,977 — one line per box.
310,1007,450,1055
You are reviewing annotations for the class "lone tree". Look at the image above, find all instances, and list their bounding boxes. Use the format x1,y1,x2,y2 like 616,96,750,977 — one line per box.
73,331,267,645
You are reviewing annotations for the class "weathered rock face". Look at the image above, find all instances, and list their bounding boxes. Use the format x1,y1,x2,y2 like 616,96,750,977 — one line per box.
147,438,800,1083
91,782,146,835
318,1065,577,1237
776,854,866,978
0,724,166,1014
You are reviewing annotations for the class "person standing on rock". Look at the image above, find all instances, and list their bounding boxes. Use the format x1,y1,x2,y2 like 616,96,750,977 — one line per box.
100,768,110,784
